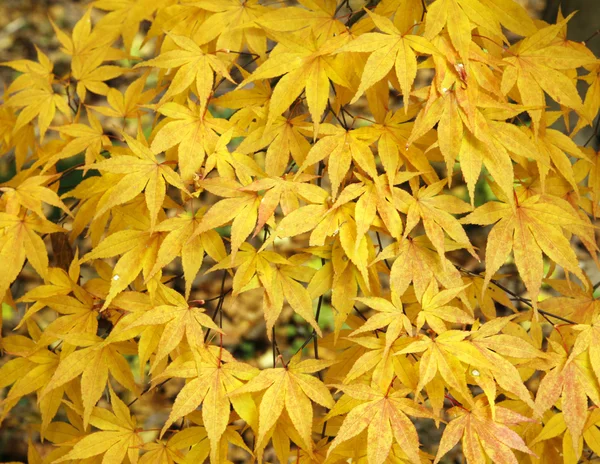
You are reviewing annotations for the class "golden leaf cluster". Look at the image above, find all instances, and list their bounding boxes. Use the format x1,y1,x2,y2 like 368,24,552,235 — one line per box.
1,0,600,463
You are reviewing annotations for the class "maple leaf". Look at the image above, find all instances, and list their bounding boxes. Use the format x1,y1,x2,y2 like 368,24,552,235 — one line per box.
4,81,72,142
462,274,517,319
149,100,230,180
236,113,312,177
351,175,405,244
61,170,133,245
530,408,600,462
0,335,59,430
502,14,596,131
90,133,186,230
465,109,545,203
262,180,354,247
0,211,64,297
574,63,600,137
43,109,111,169
230,355,334,457
40,333,139,428
342,335,411,391
237,31,351,135
413,281,474,334
405,84,471,181
208,245,320,337
204,127,266,185
295,124,378,198
16,262,82,324
50,8,118,66
371,109,438,185
532,335,600,455
393,179,476,260
352,291,413,348
93,0,159,52
577,146,600,219
320,233,382,334
141,423,252,464
89,72,159,120
1,46,54,96
337,10,439,109
425,0,535,65
531,315,600,453
35,294,100,345
212,69,271,115
262,254,321,337
0,173,72,220
147,209,227,298
50,8,124,101
79,227,163,309
434,396,535,464
158,350,258,462
461,193,589,307
240,173,328,237
467,317,544,413
255,0,346,38
190,0,267,56
399,331,485,410
190,177,260,262
531,125,590,195
111,284,222,373
207,242,290,297
327,382,433,464
539,279,600,324
71,58,123,103
53,384,143,464
135,34,235,111
376,234,466,302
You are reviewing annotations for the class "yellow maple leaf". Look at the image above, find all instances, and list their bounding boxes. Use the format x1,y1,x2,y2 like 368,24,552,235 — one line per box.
230,354,334,458
53,384,143,464
461,193,590,308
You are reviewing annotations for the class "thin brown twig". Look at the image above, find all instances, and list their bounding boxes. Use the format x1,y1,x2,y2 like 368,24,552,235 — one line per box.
47,163,85,187
294,331,317,356
346,0,383,28
272,327,277,367
584,116,600,147
334,0,351,16
375,232,391,270
127,379,170,407
204,271,228,342
203,288,232,302
455,265,576,325
584,29,600,45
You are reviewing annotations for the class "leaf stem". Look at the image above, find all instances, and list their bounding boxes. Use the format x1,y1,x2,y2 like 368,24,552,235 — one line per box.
375,232,391,270
204,270,228,342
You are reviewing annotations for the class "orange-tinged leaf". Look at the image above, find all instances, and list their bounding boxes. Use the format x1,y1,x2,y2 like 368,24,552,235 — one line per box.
328,383,432,464
434,398,535,464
